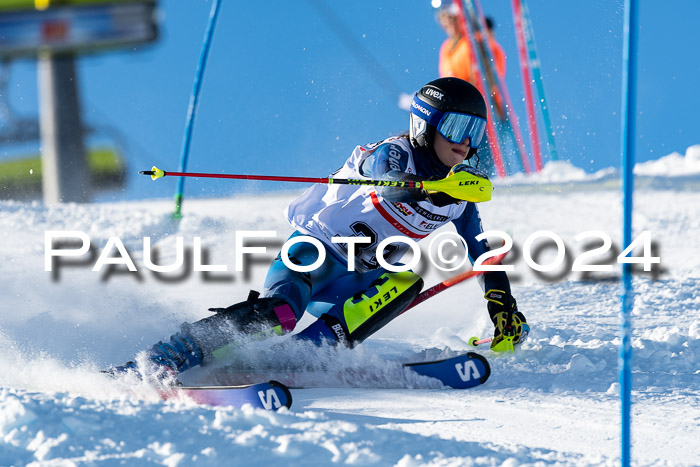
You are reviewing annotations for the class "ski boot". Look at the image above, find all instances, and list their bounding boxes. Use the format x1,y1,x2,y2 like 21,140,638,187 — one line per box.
296,270,424,347
106,291,297,378
103,331,202,380
485,289,529,353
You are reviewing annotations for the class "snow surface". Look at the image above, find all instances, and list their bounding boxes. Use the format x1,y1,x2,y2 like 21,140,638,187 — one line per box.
634,145,700,177
1,149,699,466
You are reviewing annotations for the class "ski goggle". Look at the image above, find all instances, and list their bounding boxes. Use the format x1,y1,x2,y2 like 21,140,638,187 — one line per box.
437,112,487,147
410,94,487,148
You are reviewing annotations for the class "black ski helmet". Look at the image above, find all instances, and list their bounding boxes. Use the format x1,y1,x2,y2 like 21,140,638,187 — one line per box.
409,77,487,160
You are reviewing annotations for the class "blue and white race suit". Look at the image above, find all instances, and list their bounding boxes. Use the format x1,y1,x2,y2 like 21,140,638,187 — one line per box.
265,136,510,323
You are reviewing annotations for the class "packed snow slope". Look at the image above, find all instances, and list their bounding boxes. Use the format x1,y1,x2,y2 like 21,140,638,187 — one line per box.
1,148,699,466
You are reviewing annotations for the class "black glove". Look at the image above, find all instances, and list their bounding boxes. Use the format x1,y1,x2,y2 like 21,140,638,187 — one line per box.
378,172,429,203
484,289,528,351
425,190,461,207
451,163,489,180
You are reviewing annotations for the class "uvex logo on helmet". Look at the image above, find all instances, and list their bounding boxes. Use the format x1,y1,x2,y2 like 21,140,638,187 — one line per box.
423,88,444,101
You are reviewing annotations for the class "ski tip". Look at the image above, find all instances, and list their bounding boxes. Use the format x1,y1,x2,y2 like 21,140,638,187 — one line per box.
466,351,491,385
405,352,492,389
173,380,293,411
269,380,293,410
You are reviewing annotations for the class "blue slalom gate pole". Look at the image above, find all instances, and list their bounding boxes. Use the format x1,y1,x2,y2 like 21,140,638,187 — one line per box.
619,0,638,465
173,0,222,219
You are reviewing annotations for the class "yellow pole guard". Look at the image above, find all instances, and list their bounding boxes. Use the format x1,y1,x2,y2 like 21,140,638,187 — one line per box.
490,335,515,353
421,170,493,203
150,166,165,180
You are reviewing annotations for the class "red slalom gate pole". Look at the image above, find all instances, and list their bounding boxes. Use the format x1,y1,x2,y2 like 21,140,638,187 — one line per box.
512,0,544,172
454,0,508,178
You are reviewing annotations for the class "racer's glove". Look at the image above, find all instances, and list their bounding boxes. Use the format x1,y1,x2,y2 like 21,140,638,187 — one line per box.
450,162,488,180
425,190,461,207
379,172,429,203
484,289,529,352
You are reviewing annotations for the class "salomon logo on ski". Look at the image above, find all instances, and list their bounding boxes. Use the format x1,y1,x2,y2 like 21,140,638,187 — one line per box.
405,352,491,389
455,360,481,382
258,388,283,410
171,380,293,410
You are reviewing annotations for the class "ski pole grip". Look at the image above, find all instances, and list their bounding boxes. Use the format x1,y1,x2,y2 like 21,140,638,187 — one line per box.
138,166,165,180
149,166,166,180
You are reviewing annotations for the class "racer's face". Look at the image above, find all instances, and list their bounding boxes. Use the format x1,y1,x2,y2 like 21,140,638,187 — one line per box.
433,132,470,167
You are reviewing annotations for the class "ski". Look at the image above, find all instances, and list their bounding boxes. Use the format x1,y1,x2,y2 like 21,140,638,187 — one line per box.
203,352,491,391
162,380,292,410
196,252,504,390
404,352,490,389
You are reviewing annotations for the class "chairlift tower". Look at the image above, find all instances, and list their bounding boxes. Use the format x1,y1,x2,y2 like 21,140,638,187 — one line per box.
39,53,89,202
0,0,158,203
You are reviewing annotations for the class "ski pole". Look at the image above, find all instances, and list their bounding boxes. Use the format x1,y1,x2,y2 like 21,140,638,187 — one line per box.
139,166,494,203
468,337,492,347
401,249,508,314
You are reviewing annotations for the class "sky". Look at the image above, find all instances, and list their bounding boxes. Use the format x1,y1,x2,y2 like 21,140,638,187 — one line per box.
1,0,699,202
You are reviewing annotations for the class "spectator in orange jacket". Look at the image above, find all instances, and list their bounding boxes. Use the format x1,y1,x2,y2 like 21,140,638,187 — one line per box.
438,7,506,83
437,5,507,176
438,4,475,84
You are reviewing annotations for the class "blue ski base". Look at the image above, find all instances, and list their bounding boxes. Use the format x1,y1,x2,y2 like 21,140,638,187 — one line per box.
405,352,490,389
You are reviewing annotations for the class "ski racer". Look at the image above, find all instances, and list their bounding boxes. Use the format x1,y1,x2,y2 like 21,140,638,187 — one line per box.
110,77,528,377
